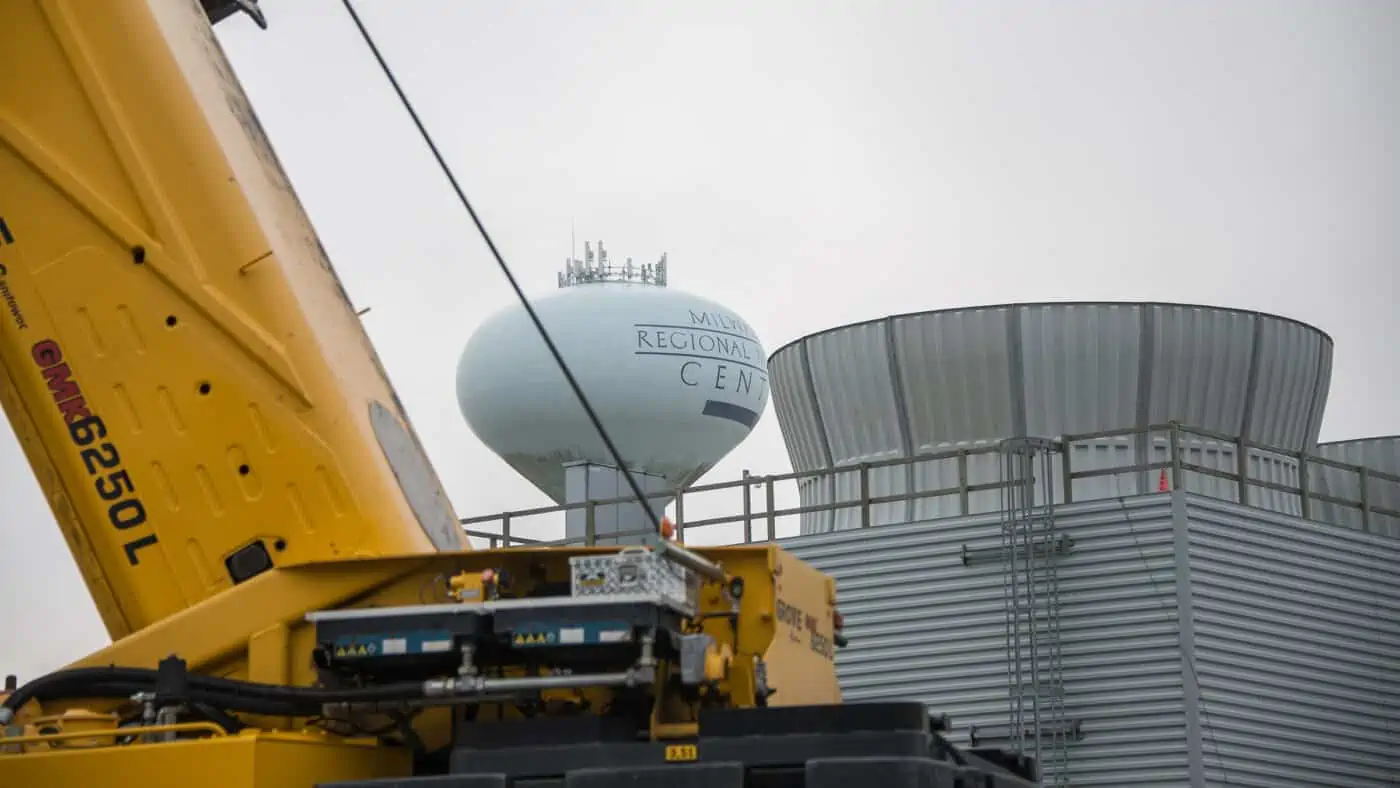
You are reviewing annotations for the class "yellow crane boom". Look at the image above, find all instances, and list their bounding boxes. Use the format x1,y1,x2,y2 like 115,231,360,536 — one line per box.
0,0,464,642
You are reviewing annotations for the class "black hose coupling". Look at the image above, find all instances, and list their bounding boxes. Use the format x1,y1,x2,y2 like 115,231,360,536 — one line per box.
155,654,191,709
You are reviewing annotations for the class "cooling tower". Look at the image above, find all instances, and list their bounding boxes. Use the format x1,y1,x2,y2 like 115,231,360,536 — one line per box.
1313,436,1400,539
769,302,1333,532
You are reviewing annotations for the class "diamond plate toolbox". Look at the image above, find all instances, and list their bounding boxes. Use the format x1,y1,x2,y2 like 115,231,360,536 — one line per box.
569,546,699,615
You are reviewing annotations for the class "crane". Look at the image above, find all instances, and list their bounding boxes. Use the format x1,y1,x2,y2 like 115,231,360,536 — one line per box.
0,2,1039,785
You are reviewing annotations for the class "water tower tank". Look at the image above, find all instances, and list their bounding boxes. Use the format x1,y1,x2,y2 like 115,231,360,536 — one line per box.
457,242,768,540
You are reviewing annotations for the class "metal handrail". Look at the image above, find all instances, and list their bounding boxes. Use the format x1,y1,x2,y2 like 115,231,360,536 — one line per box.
459,422,1400,547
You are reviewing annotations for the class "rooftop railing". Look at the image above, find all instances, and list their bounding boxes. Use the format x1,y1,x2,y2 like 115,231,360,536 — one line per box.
459,422,1400,548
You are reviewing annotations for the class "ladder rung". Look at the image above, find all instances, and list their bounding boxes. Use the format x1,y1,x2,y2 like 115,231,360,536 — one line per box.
1008,684,1066,699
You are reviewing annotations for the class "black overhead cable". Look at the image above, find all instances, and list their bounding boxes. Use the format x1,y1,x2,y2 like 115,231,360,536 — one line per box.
338,0,664,536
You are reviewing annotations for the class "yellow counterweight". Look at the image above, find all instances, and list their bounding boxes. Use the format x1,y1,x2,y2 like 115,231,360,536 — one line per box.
0,0,464,643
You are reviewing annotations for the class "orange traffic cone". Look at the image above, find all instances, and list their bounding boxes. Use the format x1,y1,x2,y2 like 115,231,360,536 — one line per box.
1158,469,1170,492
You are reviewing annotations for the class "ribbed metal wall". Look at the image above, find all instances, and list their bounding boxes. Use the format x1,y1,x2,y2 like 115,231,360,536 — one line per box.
781,492,1400,787
784,495,1190,787
768,303,1334,533
1312,436,1400,538
1184,496,1400,786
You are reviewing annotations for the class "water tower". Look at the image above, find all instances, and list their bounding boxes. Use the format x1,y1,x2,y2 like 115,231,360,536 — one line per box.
457,241,769,544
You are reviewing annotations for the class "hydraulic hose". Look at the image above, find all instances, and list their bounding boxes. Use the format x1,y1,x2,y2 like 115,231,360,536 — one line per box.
179,672,427,705
2,679,307,719
0,665,432,722
190,702,247,733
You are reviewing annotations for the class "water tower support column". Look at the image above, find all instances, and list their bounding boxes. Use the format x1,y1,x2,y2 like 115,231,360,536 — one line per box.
563,462,673,546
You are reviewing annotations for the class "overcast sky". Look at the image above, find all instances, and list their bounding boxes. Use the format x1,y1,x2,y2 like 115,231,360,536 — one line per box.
2,1,1395,678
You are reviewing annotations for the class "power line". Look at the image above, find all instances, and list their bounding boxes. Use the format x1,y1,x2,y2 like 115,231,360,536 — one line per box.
338,0,664,536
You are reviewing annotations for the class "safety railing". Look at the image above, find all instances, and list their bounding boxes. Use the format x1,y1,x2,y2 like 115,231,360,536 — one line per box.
459,422,1400,548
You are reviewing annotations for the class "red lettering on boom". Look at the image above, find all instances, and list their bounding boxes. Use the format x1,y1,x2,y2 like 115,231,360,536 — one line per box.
58,396,92,424
32,341,88,420
31,339,62,367
42,363,81,403
30,337,160,566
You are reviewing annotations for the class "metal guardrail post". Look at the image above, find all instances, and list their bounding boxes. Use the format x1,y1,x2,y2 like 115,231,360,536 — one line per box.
675,492,685,539
765,477,776,542
860,463,871,528
1061,441,1073,504
958,451,970,515
742,469,753,543
586,501,597,545
1169,422,1182,491
501,513,512,547
1360,467,1371,533
1297,452,1311,521
1236,437,1250,507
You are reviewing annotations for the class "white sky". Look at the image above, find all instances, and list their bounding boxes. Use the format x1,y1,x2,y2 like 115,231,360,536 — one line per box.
2,1,1396,678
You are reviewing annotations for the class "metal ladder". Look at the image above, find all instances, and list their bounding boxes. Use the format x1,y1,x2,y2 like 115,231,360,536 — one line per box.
998,437,1072,786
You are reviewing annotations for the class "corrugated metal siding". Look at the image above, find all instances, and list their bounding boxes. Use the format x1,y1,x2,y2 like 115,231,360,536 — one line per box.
768,341,827,473
804,322,908,530
1136,438,1304,517
895,307,1017,524
1305,339,1334,446
781,492,1400,786
1020,304,1142,518
1184,496,1400,786
1313,437,1400,539
1247,316,1331,451
768,303,1334,534
804,322,903,465
1147,305,1254,434
768,345,836,533
1020,303,1141,437
893,306,1018,453
1243,447,1303,516
783,495,1192,787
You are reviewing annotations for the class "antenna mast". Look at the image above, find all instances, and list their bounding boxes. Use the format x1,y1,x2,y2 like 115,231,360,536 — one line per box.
557,239,670,288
